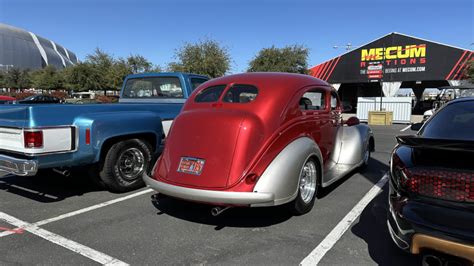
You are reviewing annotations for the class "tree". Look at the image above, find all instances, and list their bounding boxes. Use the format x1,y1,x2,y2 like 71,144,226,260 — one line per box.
467,59,474,82
168,39,231,78
64,62,103,92
85,48,115,90
0,71,5,88
110,58,133,90
247,45,309,74
32,65,65,91
127,54,152,74
4,68,32,89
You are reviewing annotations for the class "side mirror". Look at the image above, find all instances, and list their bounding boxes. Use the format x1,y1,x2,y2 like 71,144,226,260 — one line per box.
410,122,423,131
345,116,360,126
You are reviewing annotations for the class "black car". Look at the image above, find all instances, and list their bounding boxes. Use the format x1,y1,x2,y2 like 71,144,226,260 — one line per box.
388,98,474,264
17,94,62,104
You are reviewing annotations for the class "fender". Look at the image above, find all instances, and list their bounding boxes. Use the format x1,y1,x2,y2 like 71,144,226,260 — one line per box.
252,137,323,207
323,124,373,186
336,124,373,165
73,111,163,164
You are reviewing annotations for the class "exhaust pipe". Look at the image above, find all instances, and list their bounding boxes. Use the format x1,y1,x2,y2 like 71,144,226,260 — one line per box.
211,206,231,216
53,168,71,177
422,254,443,266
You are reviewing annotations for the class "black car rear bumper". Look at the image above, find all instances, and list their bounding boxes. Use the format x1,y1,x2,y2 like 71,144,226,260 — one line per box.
388,176,474,262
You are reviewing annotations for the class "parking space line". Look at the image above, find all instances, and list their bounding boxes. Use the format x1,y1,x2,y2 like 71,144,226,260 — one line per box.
0,211,128,265
0,188,153,238
300,174,389,266
400,125,411,132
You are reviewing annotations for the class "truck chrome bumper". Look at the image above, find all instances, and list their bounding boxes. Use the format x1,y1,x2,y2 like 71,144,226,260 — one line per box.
143,174,274,205
0,154,38,176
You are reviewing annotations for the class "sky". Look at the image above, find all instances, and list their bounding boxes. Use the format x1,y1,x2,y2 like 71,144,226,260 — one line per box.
0,0,473,73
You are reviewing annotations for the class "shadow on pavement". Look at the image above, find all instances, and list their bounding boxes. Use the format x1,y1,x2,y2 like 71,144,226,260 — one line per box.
0,170,101,203
350,180,421,265
151,194,292,230
319,156,389,198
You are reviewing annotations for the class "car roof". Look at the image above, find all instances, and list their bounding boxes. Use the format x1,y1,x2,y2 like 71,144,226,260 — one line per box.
199,72,330,96
0,95,15,100
184,73,332,124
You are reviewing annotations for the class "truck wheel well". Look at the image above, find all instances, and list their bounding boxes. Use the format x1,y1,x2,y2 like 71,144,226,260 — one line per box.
99,133,158,162
369,137,375,152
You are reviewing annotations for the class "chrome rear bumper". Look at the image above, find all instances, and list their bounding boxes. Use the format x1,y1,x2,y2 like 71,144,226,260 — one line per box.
0,154,38,176
143,174,274,206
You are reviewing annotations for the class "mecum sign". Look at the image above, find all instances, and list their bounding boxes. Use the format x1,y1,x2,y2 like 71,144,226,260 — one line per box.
310,32,472,83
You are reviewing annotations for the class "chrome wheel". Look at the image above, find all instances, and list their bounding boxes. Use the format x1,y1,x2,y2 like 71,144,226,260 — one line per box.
117,148,145,181
299,160,317,204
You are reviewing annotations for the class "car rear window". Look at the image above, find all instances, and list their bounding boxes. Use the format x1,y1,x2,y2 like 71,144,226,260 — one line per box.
195,85,226,103
421,101,474,141
223,84,258,103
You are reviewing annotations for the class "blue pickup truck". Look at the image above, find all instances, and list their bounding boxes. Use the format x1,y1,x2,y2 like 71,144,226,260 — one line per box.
0,72,209,192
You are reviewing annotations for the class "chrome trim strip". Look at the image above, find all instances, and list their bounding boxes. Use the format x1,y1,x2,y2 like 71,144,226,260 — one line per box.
387,220,410,250
143,174,274,205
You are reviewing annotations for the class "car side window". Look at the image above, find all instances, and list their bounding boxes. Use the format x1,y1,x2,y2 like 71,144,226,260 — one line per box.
331,92,338,110
300,91,325,111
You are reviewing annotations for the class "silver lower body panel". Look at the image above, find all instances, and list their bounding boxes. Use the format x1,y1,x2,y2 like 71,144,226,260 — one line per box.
143,174,274,206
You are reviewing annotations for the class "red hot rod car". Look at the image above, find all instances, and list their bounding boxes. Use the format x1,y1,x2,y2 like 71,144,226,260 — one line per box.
144,73,374,215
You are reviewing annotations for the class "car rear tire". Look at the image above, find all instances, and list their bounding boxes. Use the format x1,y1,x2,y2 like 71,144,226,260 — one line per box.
359,142,371,172
289,158,319,215
98,139,152,192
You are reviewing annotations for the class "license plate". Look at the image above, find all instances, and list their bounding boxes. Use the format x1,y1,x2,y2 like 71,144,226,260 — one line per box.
177,157,205,175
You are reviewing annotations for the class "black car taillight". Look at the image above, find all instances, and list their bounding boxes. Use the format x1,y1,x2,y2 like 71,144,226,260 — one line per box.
397,168,473,203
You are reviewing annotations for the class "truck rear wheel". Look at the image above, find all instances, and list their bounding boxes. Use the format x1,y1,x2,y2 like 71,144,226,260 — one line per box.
99,138,152,192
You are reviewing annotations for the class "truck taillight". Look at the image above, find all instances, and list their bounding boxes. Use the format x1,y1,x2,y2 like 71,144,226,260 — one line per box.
24,131,43,148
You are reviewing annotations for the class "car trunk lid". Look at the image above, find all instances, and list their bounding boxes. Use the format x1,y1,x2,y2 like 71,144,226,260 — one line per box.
159,109,264,189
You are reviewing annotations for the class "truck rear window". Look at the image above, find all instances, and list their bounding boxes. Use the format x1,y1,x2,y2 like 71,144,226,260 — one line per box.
195,85,226,103
223,84,258,103
122,77,184,98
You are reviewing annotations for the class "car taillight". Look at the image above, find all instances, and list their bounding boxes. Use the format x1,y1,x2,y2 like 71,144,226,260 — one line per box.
394,165,474,203
24,131,43,148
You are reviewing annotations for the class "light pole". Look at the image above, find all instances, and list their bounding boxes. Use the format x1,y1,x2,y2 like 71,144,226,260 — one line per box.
333,43,353,51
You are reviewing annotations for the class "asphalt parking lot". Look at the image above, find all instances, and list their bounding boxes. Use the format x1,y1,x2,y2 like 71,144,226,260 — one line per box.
0,124,423,265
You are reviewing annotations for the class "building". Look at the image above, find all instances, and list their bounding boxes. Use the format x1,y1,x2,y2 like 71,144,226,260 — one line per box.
0,23,79,71
310,32,473,111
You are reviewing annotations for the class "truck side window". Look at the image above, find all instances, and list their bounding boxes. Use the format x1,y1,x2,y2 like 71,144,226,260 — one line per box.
300,91,325,110
190,78,208,91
